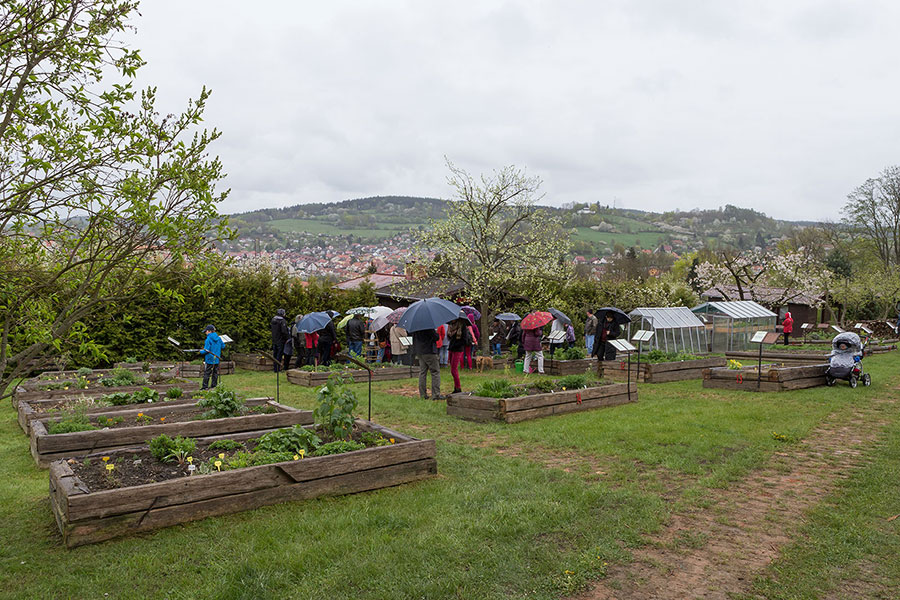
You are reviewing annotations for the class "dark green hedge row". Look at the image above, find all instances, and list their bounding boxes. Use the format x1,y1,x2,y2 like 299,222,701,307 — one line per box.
75,266,376,366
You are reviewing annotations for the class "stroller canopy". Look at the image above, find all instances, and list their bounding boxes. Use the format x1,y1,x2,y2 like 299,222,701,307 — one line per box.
831,331,862,353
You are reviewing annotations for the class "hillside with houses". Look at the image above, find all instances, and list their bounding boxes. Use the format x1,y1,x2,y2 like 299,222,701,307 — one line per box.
222,196,811,281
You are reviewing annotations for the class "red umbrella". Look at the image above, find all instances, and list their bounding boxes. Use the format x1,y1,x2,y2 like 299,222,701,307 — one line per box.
521,311,553,330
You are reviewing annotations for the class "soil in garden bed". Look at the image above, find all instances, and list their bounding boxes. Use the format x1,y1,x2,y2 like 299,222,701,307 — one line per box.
28,394,189,416
69,427,396,491
60,404,279,430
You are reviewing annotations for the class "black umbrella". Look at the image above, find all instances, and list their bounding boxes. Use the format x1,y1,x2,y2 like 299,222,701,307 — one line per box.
396,297,460,332
297,311,333,333
595,307,631,325
548,308,572,326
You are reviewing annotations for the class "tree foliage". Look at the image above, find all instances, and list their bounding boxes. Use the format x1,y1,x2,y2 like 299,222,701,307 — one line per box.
0,1,229,398
843,166,900,270
415,161,572,346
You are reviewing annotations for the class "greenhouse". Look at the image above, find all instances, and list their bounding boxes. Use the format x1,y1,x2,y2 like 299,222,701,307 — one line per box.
691,300,777,352
628,307,709,354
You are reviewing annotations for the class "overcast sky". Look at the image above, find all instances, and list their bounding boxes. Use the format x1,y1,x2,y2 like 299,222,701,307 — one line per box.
131,1,900,221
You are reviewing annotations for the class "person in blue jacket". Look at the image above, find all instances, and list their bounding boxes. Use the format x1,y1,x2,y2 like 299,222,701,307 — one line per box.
200,324,224,390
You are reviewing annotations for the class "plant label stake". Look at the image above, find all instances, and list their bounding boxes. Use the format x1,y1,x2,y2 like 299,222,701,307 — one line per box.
259,351,282,404
749,331,779,390
609,339,637,401
631,330,654,385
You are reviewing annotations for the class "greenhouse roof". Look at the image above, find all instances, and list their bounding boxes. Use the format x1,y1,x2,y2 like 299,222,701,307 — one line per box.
630,307,706,329
691,301,777,319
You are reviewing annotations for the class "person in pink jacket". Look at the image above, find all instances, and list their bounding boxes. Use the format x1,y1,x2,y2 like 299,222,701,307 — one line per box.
782,312,793,346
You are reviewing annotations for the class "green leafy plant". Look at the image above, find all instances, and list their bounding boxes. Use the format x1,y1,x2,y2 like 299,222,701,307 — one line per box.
473,379,518,398
196,386,245,419
644,349,703,364
96,415,123,427
313,374,358,440
166,387,184,399
149,434,196,464
359,431,392,447
76,367,93,377
48,415,98,434
135,412,152,425
508,343,519,357
101,367,143,387
130,387,158,404
256,425,321,455
76,375,89,389
103,392,136,406
311,440,366,456
556,374,589,389
208,439,246,452
532,378,556,393
556,346,587,360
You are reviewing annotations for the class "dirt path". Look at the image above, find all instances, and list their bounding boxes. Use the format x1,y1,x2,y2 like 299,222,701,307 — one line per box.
573,394,898,600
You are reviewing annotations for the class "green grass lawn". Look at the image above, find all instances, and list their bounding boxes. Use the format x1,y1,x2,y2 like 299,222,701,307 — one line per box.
573,227,666,249
268,218,417,239
1,355,898,599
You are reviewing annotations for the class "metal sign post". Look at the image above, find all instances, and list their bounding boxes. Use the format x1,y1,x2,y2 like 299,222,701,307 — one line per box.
609,339,637,401
749,330,780,390
631,330,655,384
259,351,282,404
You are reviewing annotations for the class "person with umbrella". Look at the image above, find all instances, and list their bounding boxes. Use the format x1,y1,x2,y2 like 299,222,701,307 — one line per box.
584,309,597,354
346,312,366,357
412,327,442,400
520,311,552,374
489,317,506,356
390,322,409,365
592,310,624,361
446,314,473,394
291,314,307,368
271,308,290,372
396,297,460,396
464,313,479,369
316,314,339,366
505,317,523,359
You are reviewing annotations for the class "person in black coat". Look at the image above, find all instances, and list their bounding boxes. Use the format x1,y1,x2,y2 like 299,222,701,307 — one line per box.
271,308,290,372
316,318,338,366
592,312,621,361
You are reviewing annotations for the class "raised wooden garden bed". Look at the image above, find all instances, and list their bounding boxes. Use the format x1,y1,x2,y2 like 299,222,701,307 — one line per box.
724,351,830,366
600,357,725,383
176,361,235,377
16,391,201,435
447,382,634,423
544,358,596,376
285,365,419,387
29,398,312,467
112,361,178,371
232,353,274,371
702,363,829,392
13,380,199,407
48,420,436,548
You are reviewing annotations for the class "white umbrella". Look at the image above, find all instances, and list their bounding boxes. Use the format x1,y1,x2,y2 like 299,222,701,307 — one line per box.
348,306,393,319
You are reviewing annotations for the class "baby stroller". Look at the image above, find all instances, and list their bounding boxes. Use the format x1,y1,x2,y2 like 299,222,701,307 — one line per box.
825,331,870,388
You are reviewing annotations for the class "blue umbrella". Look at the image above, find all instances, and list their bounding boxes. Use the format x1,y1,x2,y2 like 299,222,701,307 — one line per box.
297,311,333,333
325,310,341,318
496,312,521,321
460,305,481,320
396,297,461,333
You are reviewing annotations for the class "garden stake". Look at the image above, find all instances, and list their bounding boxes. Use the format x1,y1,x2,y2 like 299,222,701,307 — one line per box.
259,351,281,404
757,340,763,391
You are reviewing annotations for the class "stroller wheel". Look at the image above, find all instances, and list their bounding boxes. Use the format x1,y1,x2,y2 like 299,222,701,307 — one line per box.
825,374,835,387
863,373,871,387
849,375,858,388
